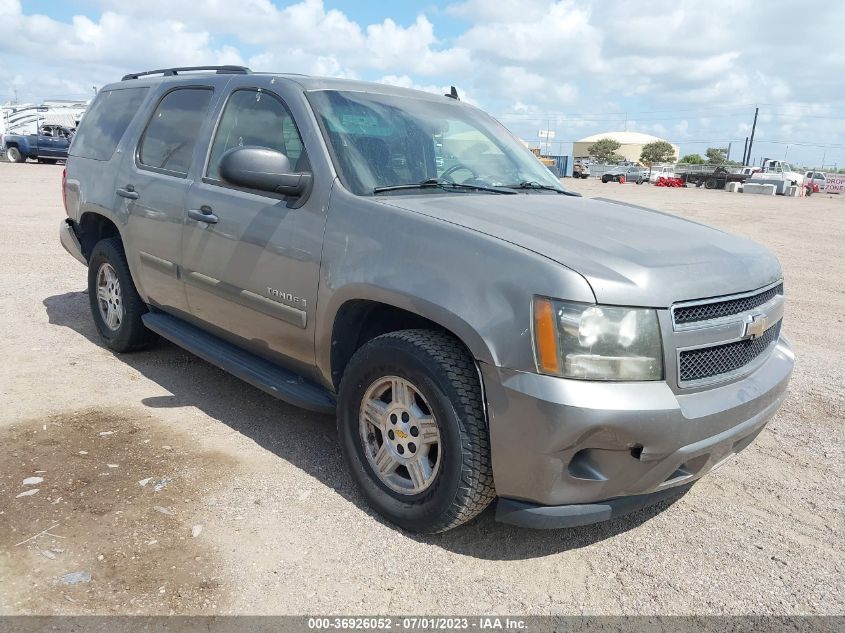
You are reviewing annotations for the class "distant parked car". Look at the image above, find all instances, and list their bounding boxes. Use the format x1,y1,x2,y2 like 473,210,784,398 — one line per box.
572,161,590,179
602,165,646,184
805,171,826,190
648,165,675,183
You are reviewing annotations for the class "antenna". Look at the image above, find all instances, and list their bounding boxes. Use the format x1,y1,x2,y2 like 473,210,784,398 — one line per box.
445,86,460,101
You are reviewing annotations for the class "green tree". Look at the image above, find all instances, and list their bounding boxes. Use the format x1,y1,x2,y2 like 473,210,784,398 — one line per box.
639,140,676,166
680,153,705,164
588,138,624,164
705,147,727,164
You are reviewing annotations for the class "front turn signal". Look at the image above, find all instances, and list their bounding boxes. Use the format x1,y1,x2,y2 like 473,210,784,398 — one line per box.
533,297,561,375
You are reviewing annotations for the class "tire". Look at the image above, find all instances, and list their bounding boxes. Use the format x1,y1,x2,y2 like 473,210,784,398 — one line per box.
6,146,23,163
637,177,643,185
704,177,717,189
337,330,495,533
87,237,157,352
601,176,609,183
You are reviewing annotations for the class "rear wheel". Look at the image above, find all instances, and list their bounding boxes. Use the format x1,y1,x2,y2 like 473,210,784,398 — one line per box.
704,177,717,189
338,330,495,533
87,237,157,352
6,146,23,163
601,175,610,183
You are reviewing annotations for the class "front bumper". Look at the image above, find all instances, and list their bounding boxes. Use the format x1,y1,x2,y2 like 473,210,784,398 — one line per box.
496,483,693,529
481,337,794,526
59,219,87,266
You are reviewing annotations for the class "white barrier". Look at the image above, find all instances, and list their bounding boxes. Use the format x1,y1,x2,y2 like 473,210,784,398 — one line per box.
743,183,777,195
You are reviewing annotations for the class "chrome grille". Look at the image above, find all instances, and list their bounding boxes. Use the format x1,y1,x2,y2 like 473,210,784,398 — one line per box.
679,321,781,382
673,283,783,325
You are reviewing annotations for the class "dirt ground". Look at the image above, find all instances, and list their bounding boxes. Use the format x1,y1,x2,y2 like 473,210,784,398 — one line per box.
0,162,842,615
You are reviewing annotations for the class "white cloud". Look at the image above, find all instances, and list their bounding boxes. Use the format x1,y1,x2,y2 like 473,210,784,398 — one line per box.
0,0,842,165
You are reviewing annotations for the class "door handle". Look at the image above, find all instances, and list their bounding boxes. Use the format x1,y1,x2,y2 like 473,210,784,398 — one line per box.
116,185,139,200
187,205,218,224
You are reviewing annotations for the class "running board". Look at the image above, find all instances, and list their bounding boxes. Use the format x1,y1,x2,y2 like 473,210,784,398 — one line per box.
142,312,336,414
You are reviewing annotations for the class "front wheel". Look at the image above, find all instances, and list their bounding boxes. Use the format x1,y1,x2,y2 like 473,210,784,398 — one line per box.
87,237,157,352
601,176,610,183
338,330,495,533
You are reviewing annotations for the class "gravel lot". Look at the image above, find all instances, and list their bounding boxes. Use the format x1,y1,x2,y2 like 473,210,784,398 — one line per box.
0,162,842,615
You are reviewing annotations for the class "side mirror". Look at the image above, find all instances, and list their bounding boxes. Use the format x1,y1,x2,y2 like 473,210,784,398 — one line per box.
219,146,311,197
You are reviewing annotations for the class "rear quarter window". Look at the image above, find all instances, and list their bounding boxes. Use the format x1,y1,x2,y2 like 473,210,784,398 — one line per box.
70,87,149,161
138,88,213,176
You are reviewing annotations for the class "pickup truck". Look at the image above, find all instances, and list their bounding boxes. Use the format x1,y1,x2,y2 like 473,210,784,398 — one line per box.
677,165,751,190
59,66,793,533
3,125,73,163
647,165,675,183
750,159,805,194
572,161,590,179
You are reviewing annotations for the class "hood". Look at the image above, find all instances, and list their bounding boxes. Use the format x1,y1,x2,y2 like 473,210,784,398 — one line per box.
375,193,782,307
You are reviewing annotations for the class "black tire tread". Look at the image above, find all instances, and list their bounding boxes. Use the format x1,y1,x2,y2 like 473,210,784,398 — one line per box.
366,329,495,532
88,237,156,352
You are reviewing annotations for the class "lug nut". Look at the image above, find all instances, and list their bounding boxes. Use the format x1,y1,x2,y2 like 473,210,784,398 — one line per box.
410,426,419,437
390,414,397,424
401,412,410,422
397,445,405,455
388,430,395,440
408,442,416,453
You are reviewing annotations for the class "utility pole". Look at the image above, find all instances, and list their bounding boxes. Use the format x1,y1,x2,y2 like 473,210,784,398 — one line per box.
746,107,759,168
726,142,732,163
742,137,749,165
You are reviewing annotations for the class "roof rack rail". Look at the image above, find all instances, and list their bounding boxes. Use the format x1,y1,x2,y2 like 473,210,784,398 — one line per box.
122,66,252,81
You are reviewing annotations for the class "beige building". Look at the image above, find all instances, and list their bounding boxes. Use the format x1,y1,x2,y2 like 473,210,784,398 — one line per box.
573,131,679,164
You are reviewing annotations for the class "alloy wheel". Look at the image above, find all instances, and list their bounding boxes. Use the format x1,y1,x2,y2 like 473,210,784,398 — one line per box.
359,376,442,495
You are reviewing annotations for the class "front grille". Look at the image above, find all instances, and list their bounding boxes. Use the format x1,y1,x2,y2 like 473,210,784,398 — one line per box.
679,321,781,382
674,283,783,325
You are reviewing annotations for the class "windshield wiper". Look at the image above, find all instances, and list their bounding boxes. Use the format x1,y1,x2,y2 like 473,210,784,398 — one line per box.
505,181,582,196
373,179,517,195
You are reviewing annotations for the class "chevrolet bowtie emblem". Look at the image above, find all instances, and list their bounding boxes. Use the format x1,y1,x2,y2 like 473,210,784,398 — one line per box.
744,313,768,339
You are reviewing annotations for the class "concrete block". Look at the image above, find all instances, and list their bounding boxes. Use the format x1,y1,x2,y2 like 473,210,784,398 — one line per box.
749,178,787,195
786,186,800,197
726,181,741,193
742,183,776,196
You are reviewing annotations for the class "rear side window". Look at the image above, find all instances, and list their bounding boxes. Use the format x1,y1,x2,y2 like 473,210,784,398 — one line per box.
138,88,213,176
205,89,309,180
70,87,149,161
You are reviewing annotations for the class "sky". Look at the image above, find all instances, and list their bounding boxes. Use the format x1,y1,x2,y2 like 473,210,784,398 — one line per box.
2,0,844,167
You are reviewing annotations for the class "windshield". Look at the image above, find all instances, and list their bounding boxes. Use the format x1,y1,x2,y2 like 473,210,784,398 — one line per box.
308,90,566,195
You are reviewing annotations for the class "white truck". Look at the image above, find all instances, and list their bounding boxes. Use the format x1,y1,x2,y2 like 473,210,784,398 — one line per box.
750,159,805,194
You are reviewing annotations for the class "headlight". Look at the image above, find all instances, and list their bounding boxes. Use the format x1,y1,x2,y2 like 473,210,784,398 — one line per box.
533,297,663,381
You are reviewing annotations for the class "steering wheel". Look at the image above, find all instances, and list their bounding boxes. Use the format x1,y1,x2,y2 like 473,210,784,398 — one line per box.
440,162,480,183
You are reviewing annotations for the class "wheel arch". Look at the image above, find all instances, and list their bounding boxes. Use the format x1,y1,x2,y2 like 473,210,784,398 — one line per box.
78,212,123,262
324,291,494,391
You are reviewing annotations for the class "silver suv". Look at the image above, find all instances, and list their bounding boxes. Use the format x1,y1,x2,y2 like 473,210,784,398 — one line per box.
60,66,793,532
